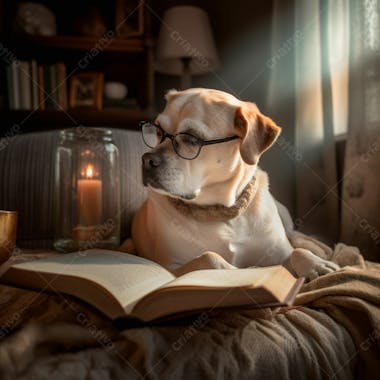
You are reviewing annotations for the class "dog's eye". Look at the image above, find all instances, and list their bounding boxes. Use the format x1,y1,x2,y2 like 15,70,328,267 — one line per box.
142,123,164,148
181,134,200,146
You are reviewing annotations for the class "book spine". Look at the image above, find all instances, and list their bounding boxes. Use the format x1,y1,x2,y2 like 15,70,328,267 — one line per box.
19,61,32,110
50,64,58,109
43,64,54,109
6,65,14,109
10,61,20,110
56,62,68,110
30,60,39,110
38,65,45,110
62,64,68,110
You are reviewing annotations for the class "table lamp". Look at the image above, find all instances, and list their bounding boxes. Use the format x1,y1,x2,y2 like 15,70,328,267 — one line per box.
155,6,219,89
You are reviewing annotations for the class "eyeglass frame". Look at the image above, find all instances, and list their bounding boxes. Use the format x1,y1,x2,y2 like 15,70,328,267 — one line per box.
140,121,240,160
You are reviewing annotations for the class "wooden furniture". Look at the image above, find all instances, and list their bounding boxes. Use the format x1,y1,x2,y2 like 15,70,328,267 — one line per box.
0,0,155,136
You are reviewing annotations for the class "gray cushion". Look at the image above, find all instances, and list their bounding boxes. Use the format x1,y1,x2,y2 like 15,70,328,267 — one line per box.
0,129,147,248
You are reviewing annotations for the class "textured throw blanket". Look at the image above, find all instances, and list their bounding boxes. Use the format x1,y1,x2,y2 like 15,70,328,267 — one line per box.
293,239,380,379
0,236,379,379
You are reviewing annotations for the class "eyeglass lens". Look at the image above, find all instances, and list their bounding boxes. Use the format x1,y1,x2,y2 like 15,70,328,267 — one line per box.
142,123,201,159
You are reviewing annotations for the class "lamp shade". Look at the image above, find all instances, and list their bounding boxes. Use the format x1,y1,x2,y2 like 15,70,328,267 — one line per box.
155,6,219,75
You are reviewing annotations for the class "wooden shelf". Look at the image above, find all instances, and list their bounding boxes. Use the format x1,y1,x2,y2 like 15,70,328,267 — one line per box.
0,109,147,134
5,35,146,53
0,1,155,136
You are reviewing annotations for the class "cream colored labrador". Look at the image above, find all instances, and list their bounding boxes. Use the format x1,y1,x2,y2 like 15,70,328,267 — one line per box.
122,88,338,280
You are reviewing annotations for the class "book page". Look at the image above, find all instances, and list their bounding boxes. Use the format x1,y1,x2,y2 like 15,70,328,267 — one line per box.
161,266,284,289
133,266,298,321
7,249,175,312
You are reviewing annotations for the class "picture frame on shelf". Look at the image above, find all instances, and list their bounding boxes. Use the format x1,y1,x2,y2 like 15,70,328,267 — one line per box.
115,0,144,37
69,72,104,110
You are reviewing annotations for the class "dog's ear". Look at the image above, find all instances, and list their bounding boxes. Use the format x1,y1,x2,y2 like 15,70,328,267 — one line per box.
234,103,281,165
164,89,178,102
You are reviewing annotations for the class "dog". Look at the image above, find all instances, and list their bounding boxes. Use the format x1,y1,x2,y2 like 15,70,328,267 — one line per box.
122,88,339,280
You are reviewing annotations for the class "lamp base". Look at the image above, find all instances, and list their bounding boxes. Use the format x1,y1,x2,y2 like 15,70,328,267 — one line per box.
181,57,192,89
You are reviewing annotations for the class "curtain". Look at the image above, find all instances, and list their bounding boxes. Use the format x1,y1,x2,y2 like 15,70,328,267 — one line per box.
294,0,342,242
341,0,380,261
269,0,380,260
268,0,347,244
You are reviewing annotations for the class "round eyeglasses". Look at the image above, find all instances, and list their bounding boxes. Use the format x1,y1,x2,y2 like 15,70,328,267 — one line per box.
140,121,239,160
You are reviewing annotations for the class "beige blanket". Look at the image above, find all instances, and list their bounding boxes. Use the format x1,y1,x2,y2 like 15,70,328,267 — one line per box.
0,237,379,379
293,238,380,379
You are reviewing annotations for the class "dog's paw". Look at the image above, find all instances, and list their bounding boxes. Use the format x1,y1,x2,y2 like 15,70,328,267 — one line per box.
172,252,236,276
290,248,339,281
119,238,136,253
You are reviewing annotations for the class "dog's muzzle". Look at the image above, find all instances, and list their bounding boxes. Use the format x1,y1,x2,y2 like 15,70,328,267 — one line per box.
142,152,165,187
142,152,164,169
141,152,195,199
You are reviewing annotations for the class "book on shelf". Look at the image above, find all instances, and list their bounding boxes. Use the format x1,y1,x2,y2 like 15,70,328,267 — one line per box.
6,61,20,110
37,64,45,110
0,249,304,323
19,61,32,110
6,64,14,109
57,62,68,110
30,60,39,110
43,64,53,109
5,60,68,111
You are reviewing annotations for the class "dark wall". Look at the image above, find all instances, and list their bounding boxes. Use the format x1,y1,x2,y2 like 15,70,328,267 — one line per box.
150,0,296,215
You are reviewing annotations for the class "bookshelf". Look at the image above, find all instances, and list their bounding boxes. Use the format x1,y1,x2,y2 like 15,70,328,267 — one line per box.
2,108,145,132
5,35,146,53
0,0,155,136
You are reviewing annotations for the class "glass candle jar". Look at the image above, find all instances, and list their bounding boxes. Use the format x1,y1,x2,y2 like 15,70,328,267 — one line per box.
54,127,120,252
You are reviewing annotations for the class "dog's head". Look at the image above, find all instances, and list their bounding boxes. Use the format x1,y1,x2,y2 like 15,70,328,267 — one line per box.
142,88,281,205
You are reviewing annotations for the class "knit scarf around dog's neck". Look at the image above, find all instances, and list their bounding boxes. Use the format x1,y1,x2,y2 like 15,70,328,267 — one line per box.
166,176,257,222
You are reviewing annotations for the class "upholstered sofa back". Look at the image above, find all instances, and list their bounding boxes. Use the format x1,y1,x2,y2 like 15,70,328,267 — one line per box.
0,129,147,248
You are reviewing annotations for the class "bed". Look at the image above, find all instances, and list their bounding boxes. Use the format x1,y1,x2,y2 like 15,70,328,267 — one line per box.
0,130,379,379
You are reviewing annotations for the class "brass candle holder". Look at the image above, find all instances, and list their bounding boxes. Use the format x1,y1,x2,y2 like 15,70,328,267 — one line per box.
0,210,17,264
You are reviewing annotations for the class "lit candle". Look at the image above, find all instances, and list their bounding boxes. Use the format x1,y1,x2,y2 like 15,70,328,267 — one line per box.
77,165,102,226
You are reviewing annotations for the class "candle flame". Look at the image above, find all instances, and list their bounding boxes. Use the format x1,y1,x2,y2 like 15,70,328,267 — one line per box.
85,165,94,179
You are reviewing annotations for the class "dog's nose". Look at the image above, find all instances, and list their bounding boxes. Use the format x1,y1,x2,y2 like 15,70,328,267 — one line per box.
142,152,163,169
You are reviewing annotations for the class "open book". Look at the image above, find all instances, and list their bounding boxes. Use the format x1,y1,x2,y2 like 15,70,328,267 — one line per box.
0,249,304,322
